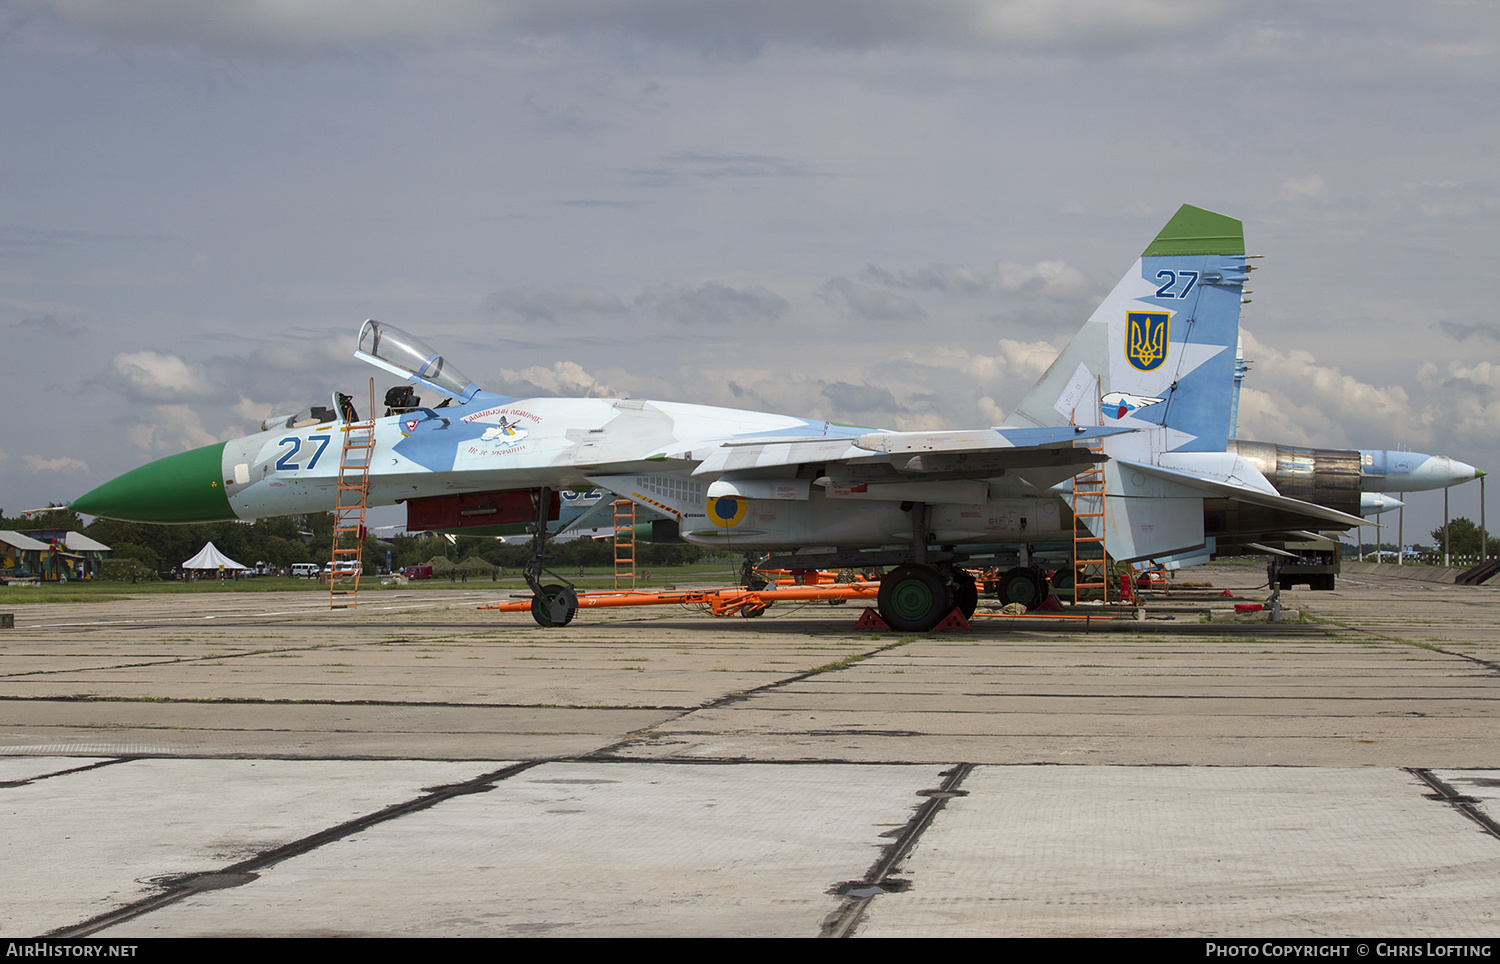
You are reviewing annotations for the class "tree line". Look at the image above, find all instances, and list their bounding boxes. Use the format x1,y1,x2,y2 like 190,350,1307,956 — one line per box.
2,507,702,575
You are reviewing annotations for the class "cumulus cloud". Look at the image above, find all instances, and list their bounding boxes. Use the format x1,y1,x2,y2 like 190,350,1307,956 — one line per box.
1278,175,1327,203
571,326,1060,433
821,381,903,415
939,338,1062,386
21,0,1237,58
1436,321,1500,343
232,397,278,423
992,260,1096,298
17,0,503,56
487,285,629,322
638,281,788,326
23,454,89,473
120,405,223,454
496,360,617,398
1416,359,1500,451
1234,330,1421,448
820,277,926,322
7,313,85,336
657,151,812,179
867,259,1096,300
102,351,217,402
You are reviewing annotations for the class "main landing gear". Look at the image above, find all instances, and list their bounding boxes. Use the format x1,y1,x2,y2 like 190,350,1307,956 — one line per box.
993,566,1051,610
524,486,579,628
876,564,977,632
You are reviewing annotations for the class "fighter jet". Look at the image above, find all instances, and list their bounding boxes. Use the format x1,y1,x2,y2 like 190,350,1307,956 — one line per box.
73,204,1361,628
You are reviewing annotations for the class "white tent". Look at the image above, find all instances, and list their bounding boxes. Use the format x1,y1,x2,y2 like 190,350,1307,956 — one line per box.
181,542,248,571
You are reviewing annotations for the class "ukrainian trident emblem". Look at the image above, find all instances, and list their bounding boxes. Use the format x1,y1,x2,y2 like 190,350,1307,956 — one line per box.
1125,311,1170,372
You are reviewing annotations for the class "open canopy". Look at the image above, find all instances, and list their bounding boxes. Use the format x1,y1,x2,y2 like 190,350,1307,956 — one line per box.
355,319,479,403
181,542,248,570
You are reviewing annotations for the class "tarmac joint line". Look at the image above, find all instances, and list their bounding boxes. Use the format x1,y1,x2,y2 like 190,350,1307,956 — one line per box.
47,759,544,938
0,756,129,787
1411,768,1500,842
820,761,973,938
592,636,920,757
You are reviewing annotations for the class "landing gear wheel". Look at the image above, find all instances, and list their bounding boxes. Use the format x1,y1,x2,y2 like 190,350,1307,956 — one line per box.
951,570,979,620
1050,568,1080,593
530,584,578,627
996,567,1048,611
878,564,953,632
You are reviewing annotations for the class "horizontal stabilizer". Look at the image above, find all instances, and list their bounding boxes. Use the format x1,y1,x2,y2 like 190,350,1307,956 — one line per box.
1244,543,1299,558
1121,460,1371,529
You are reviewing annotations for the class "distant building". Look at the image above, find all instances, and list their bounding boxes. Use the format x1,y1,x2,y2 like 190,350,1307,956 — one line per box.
0,529,111,581
0,530,49,577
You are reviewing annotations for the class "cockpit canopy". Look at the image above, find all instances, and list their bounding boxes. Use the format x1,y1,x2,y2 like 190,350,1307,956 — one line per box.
260,392,359,432
269,404,336,431
355,320,479,403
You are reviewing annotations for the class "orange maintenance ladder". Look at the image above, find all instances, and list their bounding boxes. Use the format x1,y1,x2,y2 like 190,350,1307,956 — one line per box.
1069,378,1110,605
613,499,636,589
330,379,375,609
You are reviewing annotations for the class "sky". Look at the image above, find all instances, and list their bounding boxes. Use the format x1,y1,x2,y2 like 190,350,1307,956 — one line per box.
2,0,1496,547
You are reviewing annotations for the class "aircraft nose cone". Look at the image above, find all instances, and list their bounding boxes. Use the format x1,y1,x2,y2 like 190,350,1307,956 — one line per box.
72,443,235,523
1421,456,1480,488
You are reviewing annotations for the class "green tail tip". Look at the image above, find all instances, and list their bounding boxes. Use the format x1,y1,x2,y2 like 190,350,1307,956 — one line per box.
1143,204,1245,257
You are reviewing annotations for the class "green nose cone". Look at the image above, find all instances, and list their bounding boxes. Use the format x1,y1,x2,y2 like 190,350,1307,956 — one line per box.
72,442,235,523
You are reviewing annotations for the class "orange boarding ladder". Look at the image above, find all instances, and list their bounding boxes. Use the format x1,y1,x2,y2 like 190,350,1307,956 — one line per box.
613,499,637,589
1070,378,1110,605
330,379,376,609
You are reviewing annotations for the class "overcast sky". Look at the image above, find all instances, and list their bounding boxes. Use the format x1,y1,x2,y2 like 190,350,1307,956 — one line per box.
2,0,1495,544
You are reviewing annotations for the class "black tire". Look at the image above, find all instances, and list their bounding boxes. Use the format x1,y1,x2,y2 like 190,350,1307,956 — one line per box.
530,584,578,627
878,564,953,632
740,602,768,618
951,570,979,619
996,567,1047,610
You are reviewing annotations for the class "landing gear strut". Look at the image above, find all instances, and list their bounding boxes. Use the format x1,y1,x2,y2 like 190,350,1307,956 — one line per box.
524,487,579,627
872,502,975,631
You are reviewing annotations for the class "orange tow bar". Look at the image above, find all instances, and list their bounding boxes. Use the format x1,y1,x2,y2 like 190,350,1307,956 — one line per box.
480,582,879,618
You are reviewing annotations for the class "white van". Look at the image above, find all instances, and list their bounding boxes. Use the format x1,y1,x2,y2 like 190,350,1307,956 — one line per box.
291,563,320,579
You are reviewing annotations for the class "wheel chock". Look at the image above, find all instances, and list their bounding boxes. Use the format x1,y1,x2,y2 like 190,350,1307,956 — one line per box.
854,607,891,630
933,608,971,631
1219,589,1235,598
1038,594,1063,612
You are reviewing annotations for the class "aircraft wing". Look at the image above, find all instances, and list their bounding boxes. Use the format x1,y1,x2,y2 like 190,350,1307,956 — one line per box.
689,424,1131,490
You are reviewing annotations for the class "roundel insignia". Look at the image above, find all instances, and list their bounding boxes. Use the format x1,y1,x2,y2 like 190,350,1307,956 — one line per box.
707,496,748,529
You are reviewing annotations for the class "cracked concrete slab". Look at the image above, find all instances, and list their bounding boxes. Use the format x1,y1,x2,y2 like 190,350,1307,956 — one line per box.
2,570,1499,936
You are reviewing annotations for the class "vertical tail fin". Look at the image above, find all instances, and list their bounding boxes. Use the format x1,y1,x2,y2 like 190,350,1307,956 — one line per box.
1006,205,1249,458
